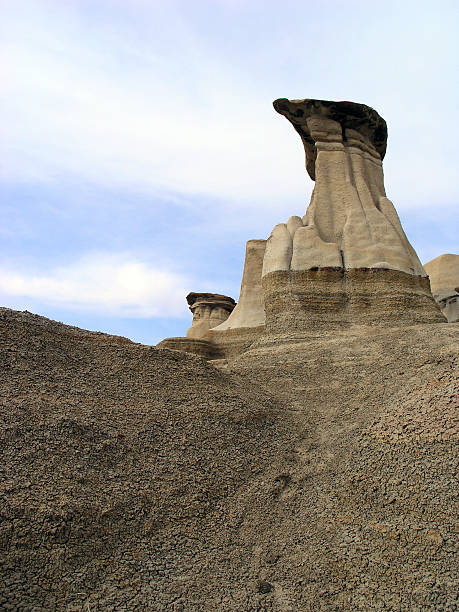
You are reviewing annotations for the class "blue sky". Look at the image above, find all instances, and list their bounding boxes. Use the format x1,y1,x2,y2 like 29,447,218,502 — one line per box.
1,0,458,344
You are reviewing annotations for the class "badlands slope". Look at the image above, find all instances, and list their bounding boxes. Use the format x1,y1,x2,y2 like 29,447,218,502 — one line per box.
1,307,458,611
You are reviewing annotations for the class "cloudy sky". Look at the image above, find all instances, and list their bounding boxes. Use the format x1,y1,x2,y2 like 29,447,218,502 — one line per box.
1,0,458,344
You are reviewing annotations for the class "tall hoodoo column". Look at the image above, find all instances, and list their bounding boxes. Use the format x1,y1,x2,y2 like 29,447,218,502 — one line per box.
260,98,443,335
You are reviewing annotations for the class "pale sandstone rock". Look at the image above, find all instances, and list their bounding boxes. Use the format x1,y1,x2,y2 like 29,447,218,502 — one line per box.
424,254,459,322
185,292,235,339
438,293,459,323
159,99,442,357
286,215,303,238
291,225,341,270
262,224,292,275
158,292,236,359
265,98,425,276
424,254,459,295
207,240,266,359
159,242,267,360
255,98,443,339
213,240,266,330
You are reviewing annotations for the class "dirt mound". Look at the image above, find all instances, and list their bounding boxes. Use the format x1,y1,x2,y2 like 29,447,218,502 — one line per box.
228,325,459,610
1,308,458,610
0,308,295,610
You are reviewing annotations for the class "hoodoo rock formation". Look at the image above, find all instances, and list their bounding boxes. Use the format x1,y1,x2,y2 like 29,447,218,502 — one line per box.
158,240,267,359
159,98,444,358
185,292,236,339
157,293,236,359
259,98,442,341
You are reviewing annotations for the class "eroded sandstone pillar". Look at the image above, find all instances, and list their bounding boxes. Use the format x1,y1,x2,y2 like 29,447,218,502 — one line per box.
157,292,236,359
260,98,443,335
209,240,266,357
212,240,266,331
186,293,236,339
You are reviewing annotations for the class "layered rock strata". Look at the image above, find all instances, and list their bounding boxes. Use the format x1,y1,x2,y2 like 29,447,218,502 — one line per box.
156,336,221,359
259,98,442,338
424,253,459,322
158,99,443,358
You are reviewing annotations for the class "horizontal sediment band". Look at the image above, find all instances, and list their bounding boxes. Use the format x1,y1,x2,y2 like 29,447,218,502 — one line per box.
262,267,444,336
157,337,220,360
208,325,265,360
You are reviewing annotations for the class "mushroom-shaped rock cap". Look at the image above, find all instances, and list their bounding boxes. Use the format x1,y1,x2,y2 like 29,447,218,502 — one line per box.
273,98,387,180
186,292,236,312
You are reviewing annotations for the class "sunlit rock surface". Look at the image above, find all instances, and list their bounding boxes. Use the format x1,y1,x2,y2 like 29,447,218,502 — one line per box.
424,253,459,322
258,98,442,340
264,98,424,276
185,292,235,339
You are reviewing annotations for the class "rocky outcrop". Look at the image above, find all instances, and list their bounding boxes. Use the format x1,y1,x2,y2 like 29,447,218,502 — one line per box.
209,240,266,358
158,98,443,358
159,242,267,360
424,254,459,322
258,98,442,337
185,292,235,339
157,292,235,359
267,98,424,276
156,335,220,359
212,241,266,331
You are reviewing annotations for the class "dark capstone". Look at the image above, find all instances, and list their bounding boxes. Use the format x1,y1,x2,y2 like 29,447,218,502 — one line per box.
186,292,236,307
273,98,387,180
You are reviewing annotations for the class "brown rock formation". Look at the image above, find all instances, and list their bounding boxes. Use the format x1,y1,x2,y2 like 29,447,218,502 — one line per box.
159,99,443,359
157,293,236,358
185,292,235,339
258,98,443,339
424,254,459,322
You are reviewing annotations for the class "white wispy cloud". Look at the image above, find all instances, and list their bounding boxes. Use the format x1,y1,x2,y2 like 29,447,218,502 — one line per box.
2,1,456,214
0,253,191,318
0,1,306,209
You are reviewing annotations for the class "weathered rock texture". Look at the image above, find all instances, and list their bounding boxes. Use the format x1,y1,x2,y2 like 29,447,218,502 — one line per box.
156,335,220,359
158,100,442,358
157,293,236,359
268,99,423,275
424,254,459,295
209,240,266,358
158,241,267,360
1,307,458,610
424,253,459,322
186,292,235,339
259,98,442,336
213,241,266,331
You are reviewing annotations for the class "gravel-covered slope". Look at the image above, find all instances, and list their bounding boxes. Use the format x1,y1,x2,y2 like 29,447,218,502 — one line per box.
228,324,459,611
1,308,458,611
0,308,295,610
